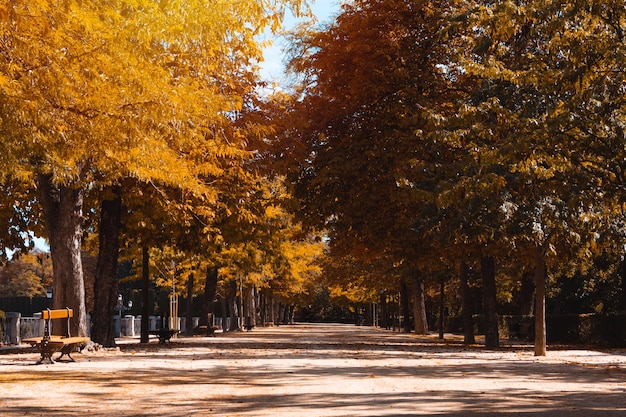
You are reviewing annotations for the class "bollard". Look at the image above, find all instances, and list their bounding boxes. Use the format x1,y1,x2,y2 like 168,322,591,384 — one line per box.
124,315,135,337
5,312,21,345
114,316,121,338
149,316,159,331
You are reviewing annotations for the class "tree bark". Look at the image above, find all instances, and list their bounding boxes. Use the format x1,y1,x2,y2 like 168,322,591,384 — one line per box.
185,272,194,337
92,190,122,347
140,246,150,343
411,274,429,334
439,275,445,339
379,292,388,330
519,270,536,316
242,285,257,328
621,257,626,312
37,173,87,337
481,255,499,349
263,291,272,325
400,280,411,333
534,244,547,356
459,261,475,344
259,290,266,326
199,267,218,328
221,296,228,331
228,279,240,331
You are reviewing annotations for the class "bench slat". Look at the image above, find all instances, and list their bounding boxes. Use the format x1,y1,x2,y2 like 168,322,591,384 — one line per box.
59,337,90,345
42,309,74,320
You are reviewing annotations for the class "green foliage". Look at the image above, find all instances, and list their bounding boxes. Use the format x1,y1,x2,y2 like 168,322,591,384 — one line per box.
284,0,625,315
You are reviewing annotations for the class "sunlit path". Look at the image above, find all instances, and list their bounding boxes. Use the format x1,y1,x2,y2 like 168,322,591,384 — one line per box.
2,323,626,416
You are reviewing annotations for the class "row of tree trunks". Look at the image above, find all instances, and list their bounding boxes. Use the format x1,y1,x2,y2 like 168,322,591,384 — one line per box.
37,173,555,355
377,275,428,334
456,249,545,355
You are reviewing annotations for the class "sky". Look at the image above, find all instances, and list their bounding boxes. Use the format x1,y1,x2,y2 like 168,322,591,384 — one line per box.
260,1,343,83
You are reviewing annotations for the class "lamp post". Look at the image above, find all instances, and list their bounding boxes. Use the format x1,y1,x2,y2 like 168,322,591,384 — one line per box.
46,289,53,308
115,294,133,338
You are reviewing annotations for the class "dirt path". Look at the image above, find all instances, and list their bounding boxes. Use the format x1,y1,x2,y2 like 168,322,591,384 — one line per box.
2,323,626,416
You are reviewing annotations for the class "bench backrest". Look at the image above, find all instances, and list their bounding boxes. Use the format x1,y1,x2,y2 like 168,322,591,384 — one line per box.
40,308,73,338
42,308,73,320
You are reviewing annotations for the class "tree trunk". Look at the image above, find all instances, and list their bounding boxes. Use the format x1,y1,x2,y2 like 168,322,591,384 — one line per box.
288,305,295,324
242,285,255,329
411,275,428,334
92,190,122,347
519,271,536,316
481,255,499,349
439,275,445,339
379,292,388,330
221,296,228,331
254,287,261,325
228,279,240,331
259,291,266,326
37,173,87,337
459,261,475,344
140,246,150,343
267,293,275,325
199,267,218,328
185,272,194,337
534,245,547,356
621,257,626,312
400,280,411,333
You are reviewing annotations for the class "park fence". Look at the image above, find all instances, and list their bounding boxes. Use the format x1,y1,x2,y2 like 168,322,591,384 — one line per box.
0,313,221,345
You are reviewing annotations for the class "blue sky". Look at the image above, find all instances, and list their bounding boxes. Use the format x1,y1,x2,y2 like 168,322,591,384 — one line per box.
260,1,342,83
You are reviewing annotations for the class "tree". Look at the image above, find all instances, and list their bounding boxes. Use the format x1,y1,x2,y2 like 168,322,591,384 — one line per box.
450,0,626,354
283,0,470,331
0,250,53,298
0,0,309,337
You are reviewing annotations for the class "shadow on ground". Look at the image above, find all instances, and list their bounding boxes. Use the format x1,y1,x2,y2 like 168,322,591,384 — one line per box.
2,323,626,416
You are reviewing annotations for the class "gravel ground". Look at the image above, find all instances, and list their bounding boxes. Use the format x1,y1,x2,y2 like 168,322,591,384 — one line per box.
2,323,626,416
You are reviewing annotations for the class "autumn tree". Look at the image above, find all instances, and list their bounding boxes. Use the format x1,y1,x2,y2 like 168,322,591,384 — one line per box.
282,0,471,333
0,0,309,338
450,0,626,354
0,251,53,298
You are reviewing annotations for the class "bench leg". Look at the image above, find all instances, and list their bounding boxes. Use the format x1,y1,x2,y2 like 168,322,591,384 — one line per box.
56,344,81,362
36,353,55,365
57,351,76,362
36,340,60,365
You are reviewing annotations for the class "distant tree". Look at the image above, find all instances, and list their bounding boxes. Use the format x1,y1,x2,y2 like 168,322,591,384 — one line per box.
283,0,472,333
0,251,53,298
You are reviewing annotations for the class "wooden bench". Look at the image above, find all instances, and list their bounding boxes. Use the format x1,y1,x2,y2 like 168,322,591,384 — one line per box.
193,324,221,337
149,328,178,343
23,308,90,364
